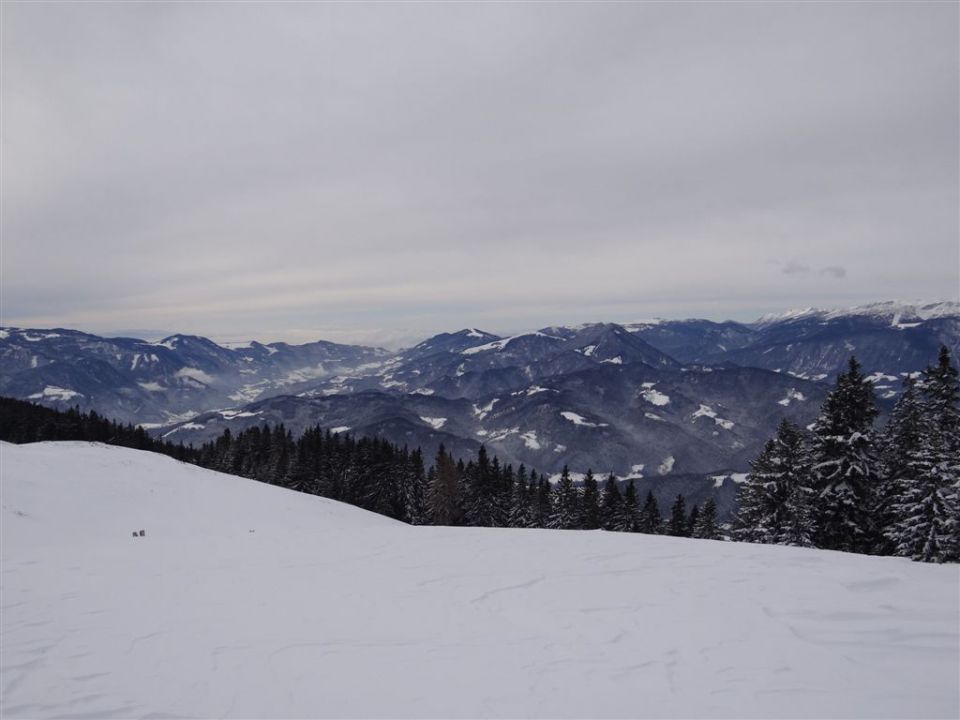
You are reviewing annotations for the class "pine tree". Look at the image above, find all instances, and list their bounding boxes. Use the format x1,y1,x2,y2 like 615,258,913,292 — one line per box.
549,466,580,529
886,347,960,562
735,419,816,547
600,475,623,530
686,504,701,537
580,470,601,529
614,480,640,532
533,474,553,528
692,498,720,540
810,357,879,553
666,494,689,537
637,490,663,534
507,465,532,528
402,448,427,525
428,445,462,526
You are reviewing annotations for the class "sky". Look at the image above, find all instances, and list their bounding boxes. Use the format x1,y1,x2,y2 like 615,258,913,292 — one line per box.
2,2,958,348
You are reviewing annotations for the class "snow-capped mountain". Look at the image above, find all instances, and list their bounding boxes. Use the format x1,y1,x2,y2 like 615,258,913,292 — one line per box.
628,300,960,387
3,300,957,480
0,328,387,424
159,362,826,482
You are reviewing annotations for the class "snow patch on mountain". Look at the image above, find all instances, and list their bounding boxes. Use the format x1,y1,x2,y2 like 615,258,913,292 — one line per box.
658,456,675,475
560,411,609,428
692,404,735,430
27,386,83,402
419,416,447,430
640,383,671,406
461,332,561,355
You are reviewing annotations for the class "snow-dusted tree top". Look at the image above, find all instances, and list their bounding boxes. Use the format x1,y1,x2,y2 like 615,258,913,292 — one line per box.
3,441,958,719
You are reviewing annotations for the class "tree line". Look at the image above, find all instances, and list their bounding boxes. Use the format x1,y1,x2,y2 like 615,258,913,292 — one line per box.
734,346,959,563
0,397,716,539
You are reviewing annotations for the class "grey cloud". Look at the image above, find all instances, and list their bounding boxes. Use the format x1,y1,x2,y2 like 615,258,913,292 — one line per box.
782,260,812,276
820,266,847,279
1,2,957,342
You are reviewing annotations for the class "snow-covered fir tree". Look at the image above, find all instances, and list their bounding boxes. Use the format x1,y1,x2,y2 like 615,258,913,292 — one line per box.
810,357,879,553
507,464,533,528
692,498,720,540
428,445,462,526
549,466,580,529
600,474,622,530
666,494,689,537
580,470,601,529
613,479,640,532
736,419,816,547
637,490,663,534
885,347,960,562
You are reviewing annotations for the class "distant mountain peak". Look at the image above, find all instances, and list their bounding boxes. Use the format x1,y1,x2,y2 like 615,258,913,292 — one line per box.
755,300,960,326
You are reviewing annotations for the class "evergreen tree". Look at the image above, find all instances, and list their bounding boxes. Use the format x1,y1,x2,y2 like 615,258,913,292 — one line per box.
692,498,720,540
735,419,816,547
886,347,960,562
614,479,640,532
507,465,532,528
637,490,663,534
464,446,498,527
402,448,427,525
533,474,553,528
810,357,879,553
600,474,623,530
428,445,462,526
580,470,601,529
686,504,701,537
549,466,580,529
666,494,689,537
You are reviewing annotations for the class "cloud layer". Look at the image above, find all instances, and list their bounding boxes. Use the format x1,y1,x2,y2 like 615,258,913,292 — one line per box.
2,2,957,346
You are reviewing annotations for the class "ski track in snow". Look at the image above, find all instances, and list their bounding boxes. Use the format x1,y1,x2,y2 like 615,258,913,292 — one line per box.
2,442,958,719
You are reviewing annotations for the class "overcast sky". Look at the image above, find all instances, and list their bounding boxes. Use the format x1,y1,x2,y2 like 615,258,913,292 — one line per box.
2,2,958,347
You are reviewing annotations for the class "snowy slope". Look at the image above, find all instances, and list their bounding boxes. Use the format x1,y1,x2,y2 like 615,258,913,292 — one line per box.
2,443,958,719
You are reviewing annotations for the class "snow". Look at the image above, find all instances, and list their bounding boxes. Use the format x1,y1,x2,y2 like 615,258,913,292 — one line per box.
218,409,263,420
560,411,609,428
778,388,807,406
640,384,671,406
161,422,204,437
137,381,164,392
644,412,664,421
174,367,215,385
329,426,351,434
520,430,541,450
27,386,83,402
692,404,735,430
658,455,675,475
577,344,598,357
866,372,899,384
2,442,957,719
465,328,486,339
0,329,9,339
473,398,498,420
411,388,434,396
460,332,561,355
553,444,567,453
419,416,447,430
601,356,623,365
20,332,61,342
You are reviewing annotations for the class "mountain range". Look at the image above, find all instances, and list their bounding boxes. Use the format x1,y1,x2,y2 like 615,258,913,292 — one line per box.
3,300,957,498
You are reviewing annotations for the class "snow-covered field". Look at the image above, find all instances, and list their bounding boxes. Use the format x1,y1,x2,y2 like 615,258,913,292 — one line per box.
2,442,958,719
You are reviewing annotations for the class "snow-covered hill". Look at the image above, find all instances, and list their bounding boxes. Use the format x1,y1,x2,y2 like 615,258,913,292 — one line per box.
3,443,957,719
